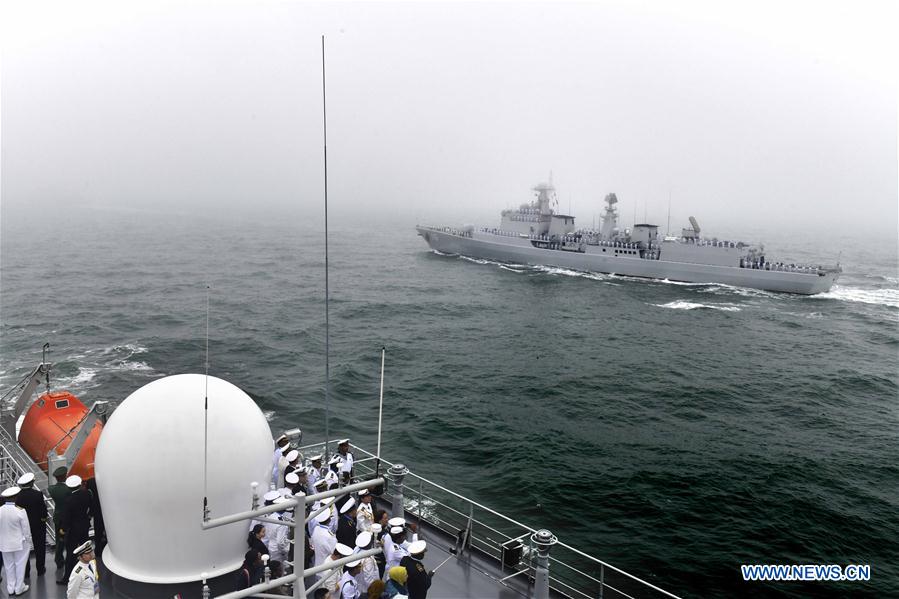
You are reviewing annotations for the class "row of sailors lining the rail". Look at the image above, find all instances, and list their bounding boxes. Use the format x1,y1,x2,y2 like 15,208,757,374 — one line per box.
684,238,743,248
480,228,520,238
739,258,821,273
243,436,432,598
422,226,472,238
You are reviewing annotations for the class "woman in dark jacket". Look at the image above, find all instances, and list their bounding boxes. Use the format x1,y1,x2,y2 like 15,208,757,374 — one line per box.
236,549,262,590
248,524,268,556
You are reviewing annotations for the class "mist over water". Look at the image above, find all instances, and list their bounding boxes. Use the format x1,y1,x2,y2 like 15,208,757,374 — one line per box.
1,209,896,597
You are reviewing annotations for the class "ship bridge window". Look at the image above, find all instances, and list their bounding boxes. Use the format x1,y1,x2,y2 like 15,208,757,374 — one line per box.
55,399,69,409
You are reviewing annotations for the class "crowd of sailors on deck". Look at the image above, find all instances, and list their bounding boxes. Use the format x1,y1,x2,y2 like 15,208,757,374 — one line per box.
1,469,103,598
236,436,433,599
739,257,821,273
421,225,472,238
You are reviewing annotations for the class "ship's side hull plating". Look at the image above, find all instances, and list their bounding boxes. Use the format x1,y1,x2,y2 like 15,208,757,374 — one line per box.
417,227,838,295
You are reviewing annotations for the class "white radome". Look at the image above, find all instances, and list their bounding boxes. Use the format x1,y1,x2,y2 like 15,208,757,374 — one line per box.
96,374,273,584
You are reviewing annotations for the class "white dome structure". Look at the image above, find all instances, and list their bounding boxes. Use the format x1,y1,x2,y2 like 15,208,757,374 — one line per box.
95,374,273,583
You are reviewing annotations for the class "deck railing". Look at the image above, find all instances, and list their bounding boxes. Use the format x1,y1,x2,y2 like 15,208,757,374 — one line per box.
298,440,681,599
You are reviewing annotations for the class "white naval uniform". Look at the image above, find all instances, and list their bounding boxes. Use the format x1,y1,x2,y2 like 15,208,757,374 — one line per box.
356,554,379,594
337,451,354,475
307,466,322,495
356,502,373,533
0,501,32,596
266,513,291,562
276,455,290,488
271,446,285,485
311,523,337,568
319,555,341,596
67,559,99,599
338,570,361,599
383,536,416,574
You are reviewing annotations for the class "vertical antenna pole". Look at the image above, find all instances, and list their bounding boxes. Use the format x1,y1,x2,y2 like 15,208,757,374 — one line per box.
322,35,331,459
667,190,671,236
376,347,386,461
203,284,210,520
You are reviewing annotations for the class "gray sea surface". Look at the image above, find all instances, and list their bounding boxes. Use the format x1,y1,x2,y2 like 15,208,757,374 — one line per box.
1,208,897,598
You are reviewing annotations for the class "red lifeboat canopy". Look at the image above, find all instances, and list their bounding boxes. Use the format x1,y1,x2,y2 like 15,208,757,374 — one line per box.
18,391,103,480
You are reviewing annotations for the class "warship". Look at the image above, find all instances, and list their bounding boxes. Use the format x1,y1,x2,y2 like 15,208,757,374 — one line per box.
416,183,841,295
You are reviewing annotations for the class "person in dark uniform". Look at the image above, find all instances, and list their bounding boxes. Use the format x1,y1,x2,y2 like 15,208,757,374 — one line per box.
15,473,47,578
59,475,92,582
399,540,432,599
335,498,357,547
85,478,105,562
48,466,72,584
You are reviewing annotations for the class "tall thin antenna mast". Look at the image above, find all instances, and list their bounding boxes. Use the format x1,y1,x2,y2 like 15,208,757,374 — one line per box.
322,35,331,458
376,347,386,462
202,284,210,520
667,190,671,236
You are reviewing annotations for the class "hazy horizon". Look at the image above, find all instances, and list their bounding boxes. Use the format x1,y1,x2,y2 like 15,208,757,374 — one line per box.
2,1,897,239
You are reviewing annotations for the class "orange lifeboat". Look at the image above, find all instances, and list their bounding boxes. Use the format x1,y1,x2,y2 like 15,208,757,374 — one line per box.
18,391,103,480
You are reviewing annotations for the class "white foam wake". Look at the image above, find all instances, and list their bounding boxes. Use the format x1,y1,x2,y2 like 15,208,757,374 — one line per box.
653,300,741,312
811,285,899,309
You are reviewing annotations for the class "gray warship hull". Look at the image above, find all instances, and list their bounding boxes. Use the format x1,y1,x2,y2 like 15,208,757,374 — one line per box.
417,226,839,295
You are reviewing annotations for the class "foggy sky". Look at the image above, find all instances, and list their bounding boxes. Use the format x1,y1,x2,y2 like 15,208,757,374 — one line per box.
2,1,897,237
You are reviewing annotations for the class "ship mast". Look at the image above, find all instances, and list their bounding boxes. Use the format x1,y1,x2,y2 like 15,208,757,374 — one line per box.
322,35,331,458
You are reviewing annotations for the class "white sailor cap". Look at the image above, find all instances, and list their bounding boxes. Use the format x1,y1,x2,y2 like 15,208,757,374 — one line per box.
335,543,354,557
347,559,362,568
285,472,300,485
389,526,404,535
276,434,288,442
371,523,382,534
74,540,94,556
314,478,328,488
309,454,323,462
273,496,288,505
285,450,300,462
355,531,372,548
357,488,369,496
263,490,281,502
339,497,356,514
328,455,341,465
387,517,406,528
17,473,35,486
1,487,20,498
322,496,335,505
337,438,350,445
408,540,427,555
66,475,82,489
314,507,332,523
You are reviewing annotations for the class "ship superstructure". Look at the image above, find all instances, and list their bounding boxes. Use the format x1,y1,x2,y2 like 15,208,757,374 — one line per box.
417,183,841,295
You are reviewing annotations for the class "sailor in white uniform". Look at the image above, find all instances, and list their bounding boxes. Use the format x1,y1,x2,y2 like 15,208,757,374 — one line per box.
0,486,32,597
306,454,323,494
66,540,99,599
353,531,379,595
383,518,419,576
271,434,289,486
338,560,363,599
310,506,337,568
266,497,291,563
336,439,354,481
278,449,300,489
355,489,374,533
321,543,354,596
251,490,282,531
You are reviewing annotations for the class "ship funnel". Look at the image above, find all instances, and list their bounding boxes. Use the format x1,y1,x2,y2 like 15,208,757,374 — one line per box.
688,216,701,234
